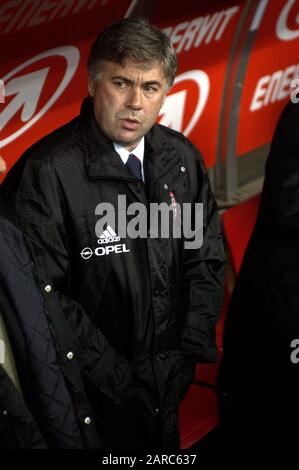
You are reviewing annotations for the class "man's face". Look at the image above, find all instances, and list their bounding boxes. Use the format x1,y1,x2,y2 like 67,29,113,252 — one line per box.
88,60,168,151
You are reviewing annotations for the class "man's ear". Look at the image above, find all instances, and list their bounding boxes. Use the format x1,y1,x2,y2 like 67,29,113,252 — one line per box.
88,78,95,97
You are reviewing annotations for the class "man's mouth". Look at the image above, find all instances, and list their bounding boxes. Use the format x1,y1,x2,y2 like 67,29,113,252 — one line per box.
121,118,141,130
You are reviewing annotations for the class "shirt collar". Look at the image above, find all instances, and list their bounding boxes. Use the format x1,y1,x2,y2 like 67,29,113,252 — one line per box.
113,138,145,165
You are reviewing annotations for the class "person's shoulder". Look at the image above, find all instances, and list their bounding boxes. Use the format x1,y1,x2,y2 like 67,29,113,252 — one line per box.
274,100,299,149
23,115,82,166
150,123,203,157
152,123,191,146
282,99,299,116
0,115,82,197
151,124,204,163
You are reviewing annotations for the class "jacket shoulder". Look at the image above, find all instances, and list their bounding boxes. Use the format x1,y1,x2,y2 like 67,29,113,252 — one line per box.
153,123,192,146
22,115,81,164
152,124,205,167
0,116,81,200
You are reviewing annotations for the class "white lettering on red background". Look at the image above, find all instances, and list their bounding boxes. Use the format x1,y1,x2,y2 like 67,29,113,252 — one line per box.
0,0,108,34
291,78,299,102
158,70,210,136
163,6,239,53
276,0,299,41
250,62,299,111
0,80,4,103
0,45,80,148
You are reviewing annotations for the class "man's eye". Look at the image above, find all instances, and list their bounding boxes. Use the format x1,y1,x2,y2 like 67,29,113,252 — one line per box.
114,81,126,88
144,86,156,92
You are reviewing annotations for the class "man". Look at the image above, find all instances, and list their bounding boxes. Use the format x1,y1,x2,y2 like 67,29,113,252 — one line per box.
1,18,225,448
0,217,100,449
218,100,299,448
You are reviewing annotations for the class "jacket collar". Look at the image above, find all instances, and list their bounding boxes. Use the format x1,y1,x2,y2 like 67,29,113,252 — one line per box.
79,97,181,181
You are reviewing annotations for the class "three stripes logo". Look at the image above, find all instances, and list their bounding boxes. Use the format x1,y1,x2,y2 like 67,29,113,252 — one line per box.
80,226,130,260
98,225,120,244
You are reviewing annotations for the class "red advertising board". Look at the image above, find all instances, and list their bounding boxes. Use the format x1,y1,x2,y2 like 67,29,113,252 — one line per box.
0,0,132,178
153,0,244,168
237,0,299,155
0,0,299,180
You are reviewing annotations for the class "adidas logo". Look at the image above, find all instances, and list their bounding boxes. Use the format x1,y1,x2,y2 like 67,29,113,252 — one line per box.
97,225,120,245
80,226,129,260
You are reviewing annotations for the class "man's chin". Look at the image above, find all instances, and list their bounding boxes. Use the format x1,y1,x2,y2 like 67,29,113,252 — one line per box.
114,135,143,151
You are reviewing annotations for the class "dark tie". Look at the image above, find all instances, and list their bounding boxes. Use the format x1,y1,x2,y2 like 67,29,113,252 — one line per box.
126,154,142,180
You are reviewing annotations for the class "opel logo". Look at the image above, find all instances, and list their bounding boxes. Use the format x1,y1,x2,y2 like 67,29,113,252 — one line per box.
81,247,93,260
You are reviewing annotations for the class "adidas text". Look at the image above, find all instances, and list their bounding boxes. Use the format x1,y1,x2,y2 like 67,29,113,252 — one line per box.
98,236,120,244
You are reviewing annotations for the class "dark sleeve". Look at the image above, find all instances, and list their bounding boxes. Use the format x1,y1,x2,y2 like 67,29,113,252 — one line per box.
179,145,225,363
2,157,133,403
262,100,299,235
0,366,47,449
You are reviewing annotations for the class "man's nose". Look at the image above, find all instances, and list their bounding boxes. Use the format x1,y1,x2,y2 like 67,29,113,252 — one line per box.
126,86,142,110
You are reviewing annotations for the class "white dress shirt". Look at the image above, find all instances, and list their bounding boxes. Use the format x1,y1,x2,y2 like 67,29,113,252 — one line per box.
113,137,145,181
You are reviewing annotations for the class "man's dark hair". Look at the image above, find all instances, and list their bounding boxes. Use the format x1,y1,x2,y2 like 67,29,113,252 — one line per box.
87,18,178,88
